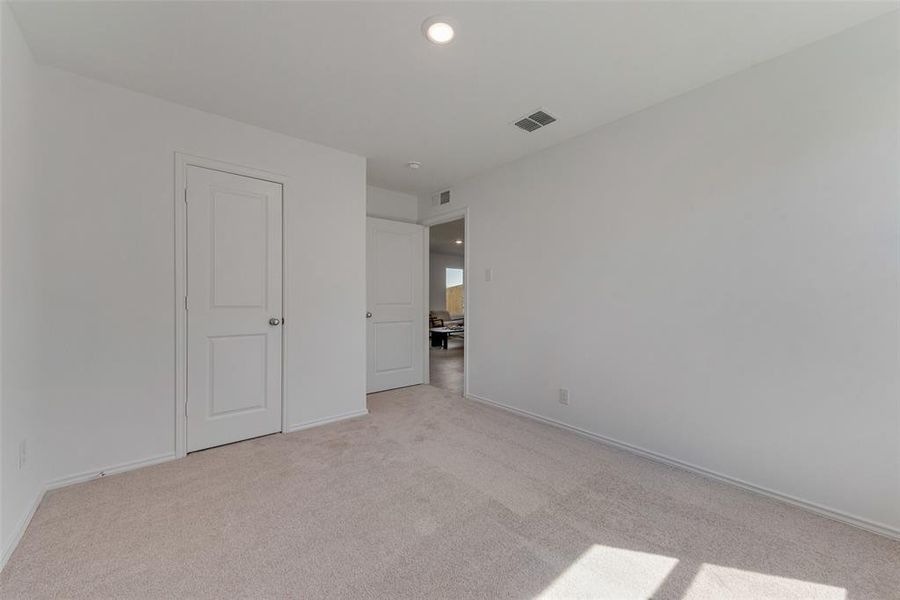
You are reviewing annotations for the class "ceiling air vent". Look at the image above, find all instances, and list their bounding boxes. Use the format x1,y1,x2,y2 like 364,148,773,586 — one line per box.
514,118,541,132
528,110,556,126
432,189,451,206
513,109,557,132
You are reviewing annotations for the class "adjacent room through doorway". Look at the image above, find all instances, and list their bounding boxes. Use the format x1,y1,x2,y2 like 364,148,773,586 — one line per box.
428,218,465,395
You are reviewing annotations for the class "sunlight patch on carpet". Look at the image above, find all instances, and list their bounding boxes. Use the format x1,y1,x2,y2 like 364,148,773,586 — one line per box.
682,563,846,600
536,544,678,599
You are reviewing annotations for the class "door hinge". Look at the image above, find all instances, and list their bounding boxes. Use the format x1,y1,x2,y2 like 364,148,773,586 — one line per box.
183,188,187,203
184,399,189,418
184,296,189,310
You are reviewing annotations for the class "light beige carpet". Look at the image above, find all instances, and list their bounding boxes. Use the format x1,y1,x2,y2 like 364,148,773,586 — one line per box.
1,385,897,599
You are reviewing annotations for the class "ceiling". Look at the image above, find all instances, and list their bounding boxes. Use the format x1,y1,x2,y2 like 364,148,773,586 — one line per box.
430,219,465,257
11,2,896,196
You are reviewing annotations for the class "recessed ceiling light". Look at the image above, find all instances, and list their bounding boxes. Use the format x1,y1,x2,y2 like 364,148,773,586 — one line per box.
423,17,455,45
455,239,463,244
407,161,422,169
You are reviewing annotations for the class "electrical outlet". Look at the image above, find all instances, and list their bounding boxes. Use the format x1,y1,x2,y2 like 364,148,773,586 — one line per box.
18,439,27,469
559,388,569,405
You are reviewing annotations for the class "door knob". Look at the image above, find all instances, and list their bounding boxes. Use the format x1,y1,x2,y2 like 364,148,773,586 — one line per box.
269,317,281,326
366,312,373,318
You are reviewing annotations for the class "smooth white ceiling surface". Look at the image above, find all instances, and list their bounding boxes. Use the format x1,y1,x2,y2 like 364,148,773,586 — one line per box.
11,1,896,195
430,219,465,257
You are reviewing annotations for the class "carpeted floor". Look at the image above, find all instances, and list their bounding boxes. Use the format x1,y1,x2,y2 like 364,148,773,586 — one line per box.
2,385,898,599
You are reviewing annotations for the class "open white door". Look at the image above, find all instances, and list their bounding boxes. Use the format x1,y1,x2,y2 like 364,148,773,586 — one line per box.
186,166,283,452
366,218,425,393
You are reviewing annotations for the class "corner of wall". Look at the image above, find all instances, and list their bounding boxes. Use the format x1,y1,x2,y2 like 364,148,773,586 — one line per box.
0,0,5,555
366,185,419,223
0,1,47,569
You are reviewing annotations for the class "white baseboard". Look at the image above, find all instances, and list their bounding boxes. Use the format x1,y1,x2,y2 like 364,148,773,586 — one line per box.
465,392,900,541
45,452,177,491
2,408,369,571
2,408,370,572
1,452,177,572
286,408,369,433
0,487,45,571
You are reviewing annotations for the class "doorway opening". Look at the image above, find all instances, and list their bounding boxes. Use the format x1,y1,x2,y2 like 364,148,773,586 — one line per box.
428,217,465,396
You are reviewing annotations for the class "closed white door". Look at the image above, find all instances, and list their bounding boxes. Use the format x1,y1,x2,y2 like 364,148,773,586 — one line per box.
186,166,283,452
367,218,425,393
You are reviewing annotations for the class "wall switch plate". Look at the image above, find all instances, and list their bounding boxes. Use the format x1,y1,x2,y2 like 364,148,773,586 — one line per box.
485,268,493,282
559,388,569,405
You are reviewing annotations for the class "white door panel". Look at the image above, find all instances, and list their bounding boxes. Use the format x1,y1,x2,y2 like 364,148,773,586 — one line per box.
367,218,424,393
187,166,283,452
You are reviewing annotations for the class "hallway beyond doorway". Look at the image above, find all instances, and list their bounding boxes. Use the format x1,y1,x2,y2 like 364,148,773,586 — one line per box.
428,216,465,397
430,337,463,395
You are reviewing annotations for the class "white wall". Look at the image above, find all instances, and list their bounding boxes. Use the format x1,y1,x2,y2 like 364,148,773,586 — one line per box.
1,6,366,562
37,68,367,475
419,13,900,534
366,185,417,223
1,1,45,562
1,0,5,554
429,253,464,315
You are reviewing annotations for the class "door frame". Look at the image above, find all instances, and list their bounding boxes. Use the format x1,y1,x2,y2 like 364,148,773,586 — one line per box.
421,207,470,397
174,152,289,458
